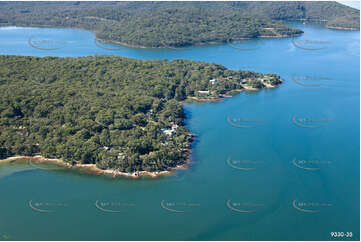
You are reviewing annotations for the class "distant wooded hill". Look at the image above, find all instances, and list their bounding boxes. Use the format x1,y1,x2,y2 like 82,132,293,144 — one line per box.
0,1,358,48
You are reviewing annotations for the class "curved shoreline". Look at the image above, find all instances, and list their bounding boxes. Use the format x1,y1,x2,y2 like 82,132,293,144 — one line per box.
326,25,360,31
185,83,280,103
0,24,302,50
0,25,282,180
94,33,302,49
0,155,191,179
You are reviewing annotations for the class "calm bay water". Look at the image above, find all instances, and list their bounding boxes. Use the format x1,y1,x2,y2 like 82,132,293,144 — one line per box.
0,23,359,241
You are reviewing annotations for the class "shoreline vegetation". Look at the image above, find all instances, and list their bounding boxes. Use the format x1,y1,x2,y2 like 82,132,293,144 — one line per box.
2,18,304,50
0,2,358,49
0,55,282,179
0,155,191,178
94,31,303,50
1,1,357,179
185,84,279,103
94,29,304,50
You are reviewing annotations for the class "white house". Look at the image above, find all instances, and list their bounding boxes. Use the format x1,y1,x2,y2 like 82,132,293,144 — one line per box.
161,123,179,136
209,79,218,85
163,129,174,136
197,90,210,95
118,153,125,159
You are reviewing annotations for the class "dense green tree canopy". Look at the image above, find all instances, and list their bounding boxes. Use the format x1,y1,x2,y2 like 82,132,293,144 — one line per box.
0,55,280,172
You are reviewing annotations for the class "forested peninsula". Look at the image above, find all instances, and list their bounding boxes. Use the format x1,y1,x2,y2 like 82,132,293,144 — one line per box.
0,1,359,48
0,55,282,175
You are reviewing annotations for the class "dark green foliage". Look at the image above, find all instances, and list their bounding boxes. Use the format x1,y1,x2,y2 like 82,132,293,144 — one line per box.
0,2,358,48
94,9,302,48
0,55,276,172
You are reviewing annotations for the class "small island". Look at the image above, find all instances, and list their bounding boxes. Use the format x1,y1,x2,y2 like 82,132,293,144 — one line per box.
0,55,282,177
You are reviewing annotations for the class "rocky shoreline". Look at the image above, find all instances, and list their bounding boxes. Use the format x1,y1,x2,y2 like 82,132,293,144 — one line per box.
186,83,280,103
0,150,193,179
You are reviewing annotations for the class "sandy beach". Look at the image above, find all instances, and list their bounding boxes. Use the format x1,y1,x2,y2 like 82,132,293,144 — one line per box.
0,154,192,179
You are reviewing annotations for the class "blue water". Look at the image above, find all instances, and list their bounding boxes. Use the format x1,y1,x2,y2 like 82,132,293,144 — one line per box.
0,23,359,241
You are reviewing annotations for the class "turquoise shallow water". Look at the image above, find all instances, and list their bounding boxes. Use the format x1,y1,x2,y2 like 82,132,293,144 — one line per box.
0,23,359,241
